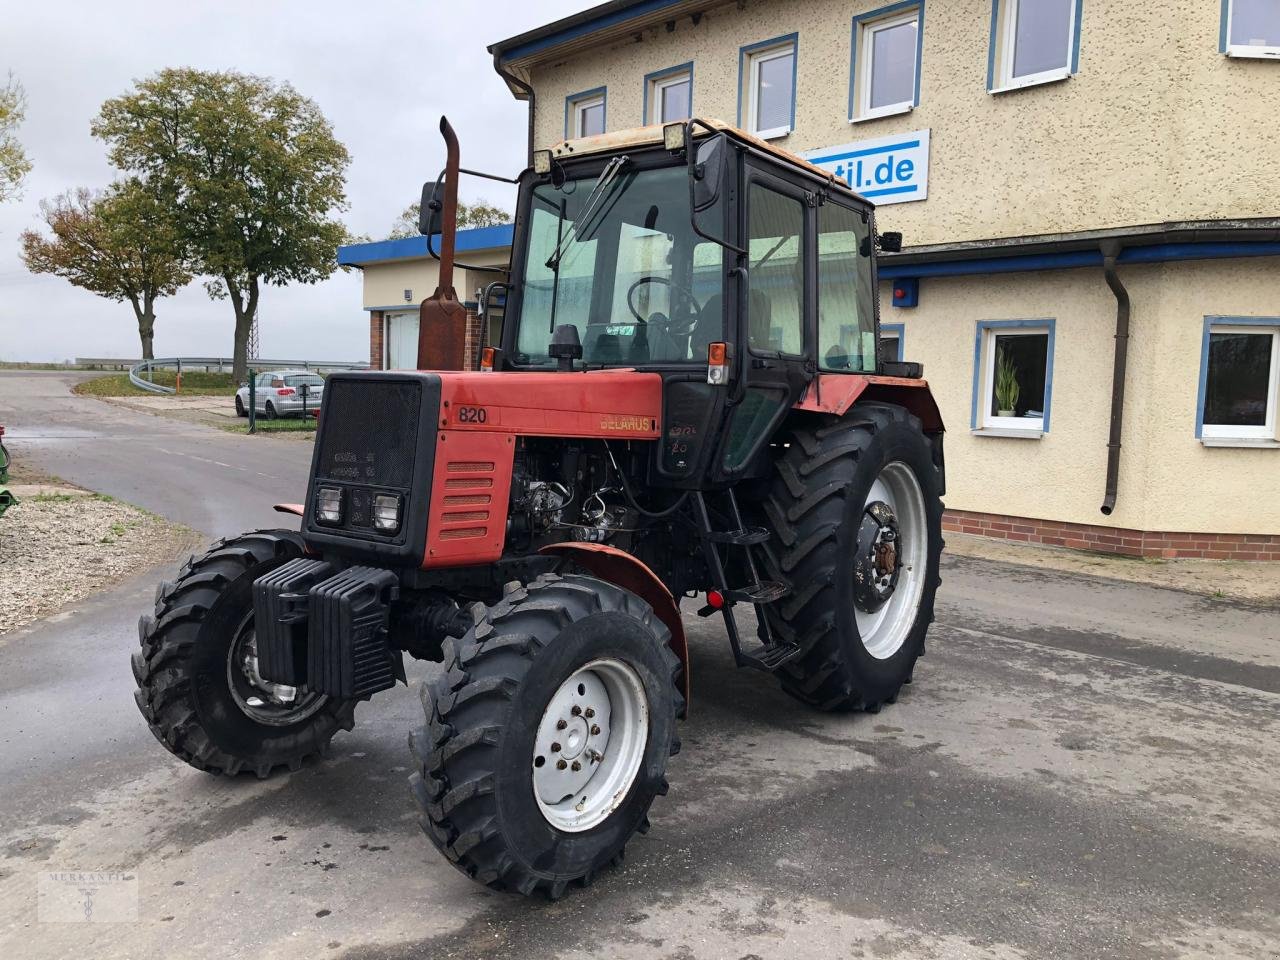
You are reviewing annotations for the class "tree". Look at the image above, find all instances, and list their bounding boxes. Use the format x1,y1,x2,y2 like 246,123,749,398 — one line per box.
0,72,31,202
21,184,191,359
387,199,508,240
92,69,350,381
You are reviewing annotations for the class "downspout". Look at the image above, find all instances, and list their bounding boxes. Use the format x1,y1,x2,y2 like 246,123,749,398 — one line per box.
493,52,536,166
1100,240,1129,516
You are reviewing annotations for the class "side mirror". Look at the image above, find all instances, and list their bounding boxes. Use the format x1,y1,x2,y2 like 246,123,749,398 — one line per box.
879,231,903,253
687,127,744,254
418,180,444,236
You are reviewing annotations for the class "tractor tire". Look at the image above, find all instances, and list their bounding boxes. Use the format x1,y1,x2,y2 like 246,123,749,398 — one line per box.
409,573,682,899
132,529,358,777
235,395,246,417
758,402,943,712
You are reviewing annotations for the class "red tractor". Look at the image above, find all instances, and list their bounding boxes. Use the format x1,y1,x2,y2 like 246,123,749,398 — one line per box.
133,118,945,898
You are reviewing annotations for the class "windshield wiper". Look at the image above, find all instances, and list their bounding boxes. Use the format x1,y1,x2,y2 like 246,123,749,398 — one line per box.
545,155,630,271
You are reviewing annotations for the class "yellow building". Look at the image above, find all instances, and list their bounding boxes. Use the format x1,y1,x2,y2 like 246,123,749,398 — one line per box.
339,0,1280,560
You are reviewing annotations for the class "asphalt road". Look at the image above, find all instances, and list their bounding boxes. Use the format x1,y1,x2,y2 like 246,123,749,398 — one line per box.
1,371,1277,959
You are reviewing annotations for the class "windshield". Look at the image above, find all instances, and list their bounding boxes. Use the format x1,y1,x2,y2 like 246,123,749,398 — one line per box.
514,163,724,366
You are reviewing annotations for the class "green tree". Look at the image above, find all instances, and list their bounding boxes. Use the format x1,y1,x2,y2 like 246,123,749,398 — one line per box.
92,69,350,380
387,199,508,239
0,72,32,202
20,183,191,359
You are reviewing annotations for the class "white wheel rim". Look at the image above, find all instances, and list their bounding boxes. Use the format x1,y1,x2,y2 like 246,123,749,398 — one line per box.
532,658,649,833
853,461,928,660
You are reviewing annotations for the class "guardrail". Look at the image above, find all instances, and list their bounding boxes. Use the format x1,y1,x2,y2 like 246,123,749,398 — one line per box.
125,357,370,395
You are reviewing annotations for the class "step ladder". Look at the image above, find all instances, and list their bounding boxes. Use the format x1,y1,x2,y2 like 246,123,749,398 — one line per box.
691,490,800,672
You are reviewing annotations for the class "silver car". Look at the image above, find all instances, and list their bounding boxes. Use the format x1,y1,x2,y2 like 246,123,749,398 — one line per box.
234,370,325,419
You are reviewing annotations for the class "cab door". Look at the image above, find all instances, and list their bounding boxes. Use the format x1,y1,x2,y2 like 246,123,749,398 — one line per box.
714,161,815,478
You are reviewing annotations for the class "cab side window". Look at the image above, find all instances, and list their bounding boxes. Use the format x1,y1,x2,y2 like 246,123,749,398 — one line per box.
746,183,804,355
817,202,877,372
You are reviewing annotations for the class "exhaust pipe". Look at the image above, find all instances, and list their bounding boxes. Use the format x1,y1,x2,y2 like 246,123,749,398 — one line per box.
416,117,469,371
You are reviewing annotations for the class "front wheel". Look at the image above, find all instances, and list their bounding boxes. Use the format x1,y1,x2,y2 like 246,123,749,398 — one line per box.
235,395,246,417
409,574,683,898
132,530,359,777
758,402,944,712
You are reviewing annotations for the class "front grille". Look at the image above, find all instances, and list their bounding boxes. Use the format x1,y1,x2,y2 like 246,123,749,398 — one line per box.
303,372,441,563
314,378,422,488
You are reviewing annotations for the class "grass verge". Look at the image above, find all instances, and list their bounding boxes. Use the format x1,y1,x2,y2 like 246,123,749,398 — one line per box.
219,417,317,435
73,371,240,397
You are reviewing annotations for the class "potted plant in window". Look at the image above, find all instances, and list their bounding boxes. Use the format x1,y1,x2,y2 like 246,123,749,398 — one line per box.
995,352,1020,418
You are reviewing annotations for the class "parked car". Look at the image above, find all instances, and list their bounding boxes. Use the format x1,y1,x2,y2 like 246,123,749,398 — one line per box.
234,370,325,419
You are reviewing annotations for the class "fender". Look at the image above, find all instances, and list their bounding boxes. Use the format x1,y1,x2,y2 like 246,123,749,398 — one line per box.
794,373,945,433
273,503,305,517
539,542,690,710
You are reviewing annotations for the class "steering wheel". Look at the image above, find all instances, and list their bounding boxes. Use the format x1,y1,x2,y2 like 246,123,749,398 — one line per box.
626,276,702,337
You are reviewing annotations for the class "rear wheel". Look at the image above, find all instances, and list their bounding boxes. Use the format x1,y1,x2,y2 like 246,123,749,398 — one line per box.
132,530,359,776
409,574,682,898
758,402,943,711
264,400,277,420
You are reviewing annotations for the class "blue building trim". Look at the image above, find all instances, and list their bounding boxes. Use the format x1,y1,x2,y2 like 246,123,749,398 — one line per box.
337,224,515,267
879,242,1280,279
642,61,694,124
737,33,799,133
971,318,1056,432
1195,315,1279,438
1219,0,1231,52
496,0,687,62
565,86,608,139
848,1,925,120
880,322,906,360
987,0,1084,88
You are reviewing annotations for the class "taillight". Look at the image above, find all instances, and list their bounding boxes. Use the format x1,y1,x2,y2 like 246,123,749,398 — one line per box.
707,341,731,385
276,387,295,396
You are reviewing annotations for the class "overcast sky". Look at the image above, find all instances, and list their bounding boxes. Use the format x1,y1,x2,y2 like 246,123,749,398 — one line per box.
0,0,588,363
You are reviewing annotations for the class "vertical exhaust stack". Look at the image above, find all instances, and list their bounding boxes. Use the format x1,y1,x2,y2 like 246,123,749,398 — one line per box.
417,117,469,371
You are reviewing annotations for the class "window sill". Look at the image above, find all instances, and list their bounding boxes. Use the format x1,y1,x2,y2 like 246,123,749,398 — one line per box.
1225,47,1280,59
988,69,1070,95
752,125,792,141
970,427,1044,439
1200,436,1280,448
850,103,913,124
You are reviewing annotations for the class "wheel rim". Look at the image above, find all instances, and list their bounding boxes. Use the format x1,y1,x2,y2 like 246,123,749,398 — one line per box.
852,461,928,660
532,658,649,833
226,612,327,726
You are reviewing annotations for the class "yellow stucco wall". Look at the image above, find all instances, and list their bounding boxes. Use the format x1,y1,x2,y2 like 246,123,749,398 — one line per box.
361,250,510,310
884,258,1280,535
526,0,1280,247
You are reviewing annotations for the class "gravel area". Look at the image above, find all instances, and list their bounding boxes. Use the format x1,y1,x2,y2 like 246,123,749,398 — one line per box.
0,490,200,638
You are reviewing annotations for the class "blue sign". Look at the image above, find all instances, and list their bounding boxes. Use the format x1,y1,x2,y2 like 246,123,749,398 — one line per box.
805,129,930,206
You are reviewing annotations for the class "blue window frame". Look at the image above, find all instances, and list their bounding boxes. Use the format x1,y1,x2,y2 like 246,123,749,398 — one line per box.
986,0,1083,93
971,319,1056,434
1220,0,1280,58
643,62,694,124
880,322,906,362
564,86,607,139
737,33,799,139
1195,316,1280,443
849,1,925,121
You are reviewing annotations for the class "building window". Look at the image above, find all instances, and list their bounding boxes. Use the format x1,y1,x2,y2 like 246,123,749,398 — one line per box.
1197,318,1279,444
565,88,606,139
850,3,923,122
740,35,797,140
1221,0,1280,58
879,323,905,364
972,320,1055,435
645,63,693,124
988,0,1082,92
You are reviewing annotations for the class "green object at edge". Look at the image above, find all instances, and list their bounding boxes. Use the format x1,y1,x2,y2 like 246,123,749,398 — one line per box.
0,487,16,519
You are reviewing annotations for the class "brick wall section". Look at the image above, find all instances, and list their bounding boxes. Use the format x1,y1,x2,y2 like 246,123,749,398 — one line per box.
461,306,483,372
369,311,383,370
943,509,1280,561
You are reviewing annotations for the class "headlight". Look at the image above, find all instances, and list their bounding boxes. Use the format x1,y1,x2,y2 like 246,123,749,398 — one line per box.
373,493,401,533
316,486,344,525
